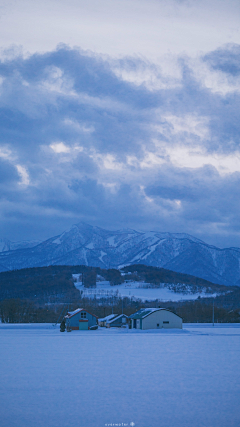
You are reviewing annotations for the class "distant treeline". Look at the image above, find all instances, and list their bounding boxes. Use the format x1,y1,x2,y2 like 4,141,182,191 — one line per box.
174,301,240,323
0,299,60,323
1,297,239,324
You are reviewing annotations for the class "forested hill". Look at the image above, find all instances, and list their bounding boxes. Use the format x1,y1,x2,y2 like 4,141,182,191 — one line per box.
0,264,232,304
121,264,229,291
0,264,239,324
0,266,81,303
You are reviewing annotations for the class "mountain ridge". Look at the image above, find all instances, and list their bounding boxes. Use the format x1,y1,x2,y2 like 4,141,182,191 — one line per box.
0,222,240,286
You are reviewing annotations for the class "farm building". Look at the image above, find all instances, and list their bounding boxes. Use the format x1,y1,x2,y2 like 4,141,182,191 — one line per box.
106,314,128,328
65,308,98,330
129,308,182,330
98,314,118,327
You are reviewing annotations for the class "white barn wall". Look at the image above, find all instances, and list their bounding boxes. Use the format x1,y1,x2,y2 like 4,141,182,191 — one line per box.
142,310,182,330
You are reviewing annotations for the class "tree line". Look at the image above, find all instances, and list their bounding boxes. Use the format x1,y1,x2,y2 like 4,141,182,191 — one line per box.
1,296,239,324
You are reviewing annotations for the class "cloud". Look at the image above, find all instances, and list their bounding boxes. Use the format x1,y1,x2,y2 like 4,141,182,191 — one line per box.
0,45,240,247
204,44,240,76
50,142,71,154
1,0,240,59
16,165,30,185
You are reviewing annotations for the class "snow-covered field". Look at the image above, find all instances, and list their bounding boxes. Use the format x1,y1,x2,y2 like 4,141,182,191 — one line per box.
1,324,240,427
74,278,218,301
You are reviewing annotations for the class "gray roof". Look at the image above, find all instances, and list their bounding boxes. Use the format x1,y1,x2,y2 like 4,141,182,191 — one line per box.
65,308,83,318
65,308,98,319
107,314,128,324
98,314,118,322
129,308,181,320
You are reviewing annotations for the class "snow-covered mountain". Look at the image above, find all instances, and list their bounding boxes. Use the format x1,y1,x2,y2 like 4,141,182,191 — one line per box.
0,222,240,287
0,238,42,253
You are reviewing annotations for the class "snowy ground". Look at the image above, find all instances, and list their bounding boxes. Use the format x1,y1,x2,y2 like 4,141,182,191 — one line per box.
73,278,218,301
1,323,240,427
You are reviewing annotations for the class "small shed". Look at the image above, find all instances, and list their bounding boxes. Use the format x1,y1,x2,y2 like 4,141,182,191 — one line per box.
98,314,118,327
65,308,98,331
129,308,182,330
106,314,128,328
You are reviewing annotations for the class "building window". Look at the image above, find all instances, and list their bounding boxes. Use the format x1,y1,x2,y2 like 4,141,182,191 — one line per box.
163,321,169,324
81,312,86,318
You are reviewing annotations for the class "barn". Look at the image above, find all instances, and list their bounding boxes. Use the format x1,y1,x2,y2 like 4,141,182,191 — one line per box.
129,308,182,330
65,308,98,330
105,314,128,328
98,314,118,327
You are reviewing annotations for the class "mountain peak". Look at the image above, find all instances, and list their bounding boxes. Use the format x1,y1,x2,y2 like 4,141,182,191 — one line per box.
0,222,239,287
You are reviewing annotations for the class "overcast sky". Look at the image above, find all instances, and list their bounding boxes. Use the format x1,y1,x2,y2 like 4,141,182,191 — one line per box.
0,0,240,247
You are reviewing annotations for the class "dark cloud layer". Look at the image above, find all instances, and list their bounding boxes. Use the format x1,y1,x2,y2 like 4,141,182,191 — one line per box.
204,44,240,76
0,45,240,247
